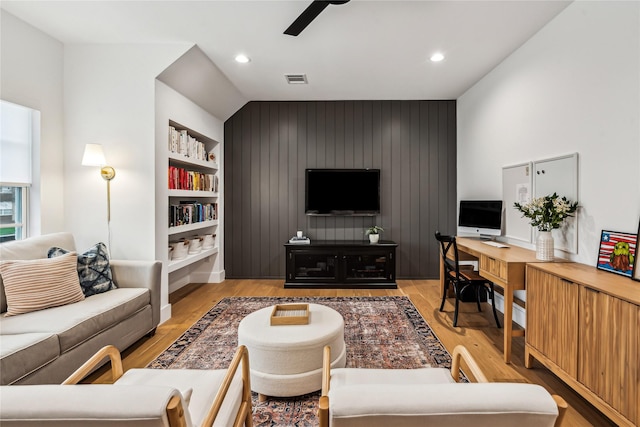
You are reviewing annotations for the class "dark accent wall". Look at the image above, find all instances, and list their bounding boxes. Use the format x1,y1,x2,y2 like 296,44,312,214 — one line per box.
224,100,457,279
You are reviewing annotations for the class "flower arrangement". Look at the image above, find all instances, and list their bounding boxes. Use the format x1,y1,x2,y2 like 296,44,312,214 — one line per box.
514,193,578,232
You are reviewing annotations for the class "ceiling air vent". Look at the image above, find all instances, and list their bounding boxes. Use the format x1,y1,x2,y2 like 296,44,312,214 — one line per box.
285,74,308,84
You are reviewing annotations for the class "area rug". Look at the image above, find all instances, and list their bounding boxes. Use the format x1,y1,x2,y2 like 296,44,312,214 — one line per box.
149,296,458,426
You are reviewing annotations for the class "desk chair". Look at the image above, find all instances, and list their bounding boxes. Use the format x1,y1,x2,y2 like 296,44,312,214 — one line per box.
435,231,501,328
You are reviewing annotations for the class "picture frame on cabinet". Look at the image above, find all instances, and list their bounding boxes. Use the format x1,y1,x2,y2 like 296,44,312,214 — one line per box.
596,229,637,279
633,219,640,282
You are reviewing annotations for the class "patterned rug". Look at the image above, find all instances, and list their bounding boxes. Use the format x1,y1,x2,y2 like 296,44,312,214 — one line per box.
149,296,458,426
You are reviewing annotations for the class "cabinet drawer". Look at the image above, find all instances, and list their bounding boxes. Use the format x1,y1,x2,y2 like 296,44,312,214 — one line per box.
480,255,507,280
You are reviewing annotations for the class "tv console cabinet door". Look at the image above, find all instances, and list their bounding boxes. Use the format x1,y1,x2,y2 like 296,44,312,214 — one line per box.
341,249,394,283
287,249,338,283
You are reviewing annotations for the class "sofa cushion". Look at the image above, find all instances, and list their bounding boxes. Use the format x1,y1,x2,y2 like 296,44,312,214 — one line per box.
0,252,85,316
0,232,76,314
0,333,59,385
48,242,117,297
0,288,149,353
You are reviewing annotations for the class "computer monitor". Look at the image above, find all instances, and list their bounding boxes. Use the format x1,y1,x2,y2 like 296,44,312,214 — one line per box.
458,200,503,238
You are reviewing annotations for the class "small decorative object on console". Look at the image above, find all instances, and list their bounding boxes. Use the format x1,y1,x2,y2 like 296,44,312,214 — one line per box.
514,193,578,260
366,225,384,244
597,229,637,278
289,232,310,244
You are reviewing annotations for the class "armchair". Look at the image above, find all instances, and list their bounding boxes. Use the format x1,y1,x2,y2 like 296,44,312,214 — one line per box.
319,344,567,427
0,345,253,427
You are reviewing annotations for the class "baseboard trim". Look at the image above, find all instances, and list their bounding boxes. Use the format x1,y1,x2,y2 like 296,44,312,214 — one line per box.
190,269,225,283
160,303,172,324
492,293,526,328
169,275,191,294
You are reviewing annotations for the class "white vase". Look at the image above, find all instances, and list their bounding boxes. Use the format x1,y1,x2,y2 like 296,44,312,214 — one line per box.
536,231,554,261
369,234,380,244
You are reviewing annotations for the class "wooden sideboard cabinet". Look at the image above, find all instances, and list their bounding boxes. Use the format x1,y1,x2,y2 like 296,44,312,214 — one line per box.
525,263,640,427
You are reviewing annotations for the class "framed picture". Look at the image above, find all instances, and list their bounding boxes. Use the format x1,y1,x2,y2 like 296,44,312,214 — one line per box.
633,220,640,282
597,229,637,278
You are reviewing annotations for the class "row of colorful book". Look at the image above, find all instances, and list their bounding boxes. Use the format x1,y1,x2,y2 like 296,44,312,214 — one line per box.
169,201,218,227
168,166,218,192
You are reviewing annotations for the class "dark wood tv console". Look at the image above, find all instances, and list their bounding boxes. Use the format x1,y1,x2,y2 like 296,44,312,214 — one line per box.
284,240,398,288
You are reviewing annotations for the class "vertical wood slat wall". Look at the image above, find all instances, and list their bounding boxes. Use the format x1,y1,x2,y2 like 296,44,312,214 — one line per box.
224,100,457,279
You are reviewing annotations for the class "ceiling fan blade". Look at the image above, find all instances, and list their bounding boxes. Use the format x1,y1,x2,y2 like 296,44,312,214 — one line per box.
284,1,331,36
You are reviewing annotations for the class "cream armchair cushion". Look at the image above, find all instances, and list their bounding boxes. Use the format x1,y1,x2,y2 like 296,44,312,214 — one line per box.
328,382,560,427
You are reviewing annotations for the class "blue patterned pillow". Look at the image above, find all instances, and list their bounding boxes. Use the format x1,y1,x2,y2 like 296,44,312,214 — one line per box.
48,242,116,297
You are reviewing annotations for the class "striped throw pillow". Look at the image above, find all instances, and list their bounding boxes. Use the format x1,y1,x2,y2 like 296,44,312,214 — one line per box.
0,252,85,316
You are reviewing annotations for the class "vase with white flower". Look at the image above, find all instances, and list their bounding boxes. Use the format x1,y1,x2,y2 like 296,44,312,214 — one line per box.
514,193,578,260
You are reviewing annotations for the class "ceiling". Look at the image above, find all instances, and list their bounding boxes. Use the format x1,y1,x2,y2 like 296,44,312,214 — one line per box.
2,1,572,102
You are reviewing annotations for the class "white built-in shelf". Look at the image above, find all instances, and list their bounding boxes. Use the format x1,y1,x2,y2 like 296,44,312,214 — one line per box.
168,189,219,198
168,220,218,235
168,247,218,273
168,152,219,170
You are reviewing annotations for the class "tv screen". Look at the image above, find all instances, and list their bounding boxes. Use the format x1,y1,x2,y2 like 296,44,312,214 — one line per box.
458,200,503,237
305,169,380,215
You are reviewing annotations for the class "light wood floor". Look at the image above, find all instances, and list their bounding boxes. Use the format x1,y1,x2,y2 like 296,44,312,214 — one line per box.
90,279,616,427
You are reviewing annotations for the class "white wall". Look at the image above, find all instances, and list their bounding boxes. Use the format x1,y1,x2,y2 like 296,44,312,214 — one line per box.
458,1,640,266
63,43,191,259
0,10,64,236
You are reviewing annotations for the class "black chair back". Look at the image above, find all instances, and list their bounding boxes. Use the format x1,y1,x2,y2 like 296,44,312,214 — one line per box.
435,231,462,282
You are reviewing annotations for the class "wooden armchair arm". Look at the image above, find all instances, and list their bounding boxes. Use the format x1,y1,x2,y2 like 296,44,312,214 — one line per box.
451,345,488,383
318,345,332,427
552,395,568,427
200,345,253,427
62,345,124,385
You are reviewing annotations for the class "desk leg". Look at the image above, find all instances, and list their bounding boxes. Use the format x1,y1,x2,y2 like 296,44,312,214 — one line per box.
439,256,445,299
503,288,514,364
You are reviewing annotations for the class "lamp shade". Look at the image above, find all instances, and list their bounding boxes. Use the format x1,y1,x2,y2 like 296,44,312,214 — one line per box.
82,144,107,166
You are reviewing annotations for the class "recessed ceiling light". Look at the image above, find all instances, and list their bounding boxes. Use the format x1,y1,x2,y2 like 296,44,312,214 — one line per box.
430,53,445,62
235,54,250,63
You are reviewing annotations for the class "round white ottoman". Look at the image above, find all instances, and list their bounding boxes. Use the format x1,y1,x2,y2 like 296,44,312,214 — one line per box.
237,303,346,399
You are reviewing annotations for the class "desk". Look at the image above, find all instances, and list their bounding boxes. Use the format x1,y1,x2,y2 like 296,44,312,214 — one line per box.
439,237,540,363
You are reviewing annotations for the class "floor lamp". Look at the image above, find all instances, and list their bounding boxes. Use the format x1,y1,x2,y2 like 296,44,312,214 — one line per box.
82,143,116,252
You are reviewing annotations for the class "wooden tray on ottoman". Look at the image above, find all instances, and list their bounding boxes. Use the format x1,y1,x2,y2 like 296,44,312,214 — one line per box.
270,304,309,325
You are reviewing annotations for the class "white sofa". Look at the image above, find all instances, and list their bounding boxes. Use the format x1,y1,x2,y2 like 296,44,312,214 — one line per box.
0,232,161,385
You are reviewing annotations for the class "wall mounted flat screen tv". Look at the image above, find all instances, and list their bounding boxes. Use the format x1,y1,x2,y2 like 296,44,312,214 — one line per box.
458,200,503,237
305,169,380,216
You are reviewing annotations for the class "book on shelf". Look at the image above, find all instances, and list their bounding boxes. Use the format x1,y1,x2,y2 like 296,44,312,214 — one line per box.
168,125,209,162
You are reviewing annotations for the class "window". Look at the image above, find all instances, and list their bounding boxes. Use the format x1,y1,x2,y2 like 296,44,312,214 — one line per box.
1,100,35,242
0,186,27,242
